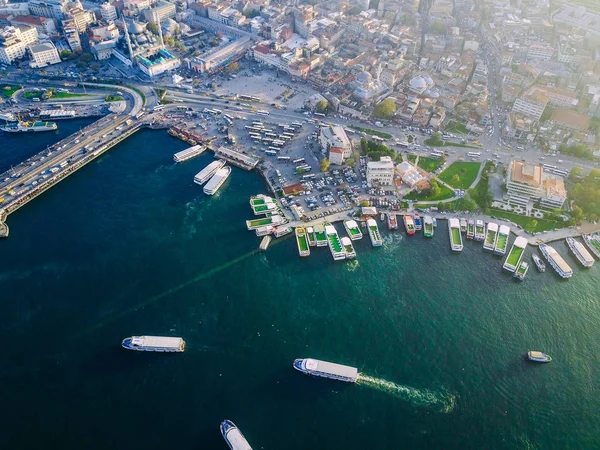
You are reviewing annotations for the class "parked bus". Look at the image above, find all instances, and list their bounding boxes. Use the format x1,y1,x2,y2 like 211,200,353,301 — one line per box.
224,114,233,121
302,174,316,180
467,152,482,158
279,135,291,141
153,105,165,112
238,95,253,102
268,146,280,152
292,121,303,127
135,111,145,120
251,96,261,102
256,110,270,116
371,136,385,142
277,156,291,162
293,158,306,164
265,150,277,156
542,164,559,170
314,112,325,117
264,132,277,138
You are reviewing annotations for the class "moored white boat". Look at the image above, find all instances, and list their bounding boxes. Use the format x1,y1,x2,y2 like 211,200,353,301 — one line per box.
325,224,346,260
540,244,572,279
503,236,528,272
341,236,356,259
582,234,600,259
513,261,529,280
194,160,226,185
295,227,310,257
448,218,463,252
173,144,205,162
203,166,231,195
343,220,363,240
367,218,383,246
494,225,511,256
220,420,253,450
466,219,475,240
532,254,546,272
483,222,498,251
566,237,594,267
474,219,485,241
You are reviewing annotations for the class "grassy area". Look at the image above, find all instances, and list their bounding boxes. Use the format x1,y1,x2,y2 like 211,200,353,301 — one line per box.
405,182,454,201
439,162,481,189
424,137,481,149
105,95,124,102
407,154,444,172
487,208,560,233
445,120,469,134
1,84,21,98
52,92,89,99
350,125,392,139
23,91,43,99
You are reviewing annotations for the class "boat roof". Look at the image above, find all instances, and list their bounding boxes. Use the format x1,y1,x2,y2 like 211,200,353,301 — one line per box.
544,245,572,273
514,236,528,248
366,218,376,226
448,218,460,227
305,358,358,378
341,236,352,245
345,220,358,228
487,222,498,231
134,336,183,348
224,428,252,450
529,351,544,358
499,225,510,234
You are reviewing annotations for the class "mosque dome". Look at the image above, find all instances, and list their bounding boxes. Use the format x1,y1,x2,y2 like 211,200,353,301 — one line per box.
410,76,426,90
128,20,145,34
423,74,434,87
356,71,372,85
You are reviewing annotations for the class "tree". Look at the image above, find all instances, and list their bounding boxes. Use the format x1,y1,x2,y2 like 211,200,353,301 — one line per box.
60,50,72,59
320,158,330,172
80,52,93,63
146,22,159,35
373,98,396,119
316,100,328,113
174,25,180,35
571,205,584,221
360,200,370,207
540,105,553,122
531,219,538,228
451,174,460,185
345,157,355,167
568,166,583,181
360,137,367,153
226,61,239,73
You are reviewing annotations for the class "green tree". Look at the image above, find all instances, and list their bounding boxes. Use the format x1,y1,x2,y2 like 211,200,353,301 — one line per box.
540,105,553,122
316,100,328,113
146,22,159,35
451,174,460,185
360,137,367,153
373,98,396,119
568,166,583,181
571,205,584,220
360,200,370,207
345,157,355,167
226,61,239,73
60,50,72,59
80,53,93,63
320,158,330,172
531,219,538,228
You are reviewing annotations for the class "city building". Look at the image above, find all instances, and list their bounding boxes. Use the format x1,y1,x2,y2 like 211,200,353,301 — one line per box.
506,160,567,208
63,21,81,52
319,125,352,159
367,156,395,186
0,25,38,64
188,36,250,73
9,15,56,36
527,43,554,60
28,41,60,67
28,0,69,20
328,147,345,165
100,2,117,21
68,6,94,32
143,2,176,23
511,87,548,121
137,48,180,77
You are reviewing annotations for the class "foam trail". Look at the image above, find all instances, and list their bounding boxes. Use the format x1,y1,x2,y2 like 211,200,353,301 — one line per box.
357,374,456,413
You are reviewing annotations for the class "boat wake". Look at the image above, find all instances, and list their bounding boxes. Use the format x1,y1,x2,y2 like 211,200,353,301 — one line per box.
346,259,360,272
356,374,456,413
382,233,403,253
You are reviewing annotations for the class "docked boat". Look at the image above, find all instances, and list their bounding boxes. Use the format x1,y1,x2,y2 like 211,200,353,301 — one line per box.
0,112,16,122
306,226,316,246
532,254,546,272
259,235,271,251
246,214,285,231
466,220,475,240
423,215,434,238
403,215,416,235
173,144,204,162
295,227,310,257
483,222,498,251
367,218,383,247
194,159,226,185
513,261,529,281
121,336,185,352
432,217,438,228
249,194,277,215
204,166,231,195
582,233,600,259
387,213,398,230
341,236,356,259
539,244,573,279
566,237,594,267
314,224,327,247
1,120,57,133
494,225,511,256
220,420,253,450
255,225,273,237
273,226,292,238
380,213,385,221
413,213,422,231
325,224,346,260
527,351,552,363
343,220,363,240
474,219,485,241
503,236,528,272
293,358,358,383
459,218,467,233
448,218,463,252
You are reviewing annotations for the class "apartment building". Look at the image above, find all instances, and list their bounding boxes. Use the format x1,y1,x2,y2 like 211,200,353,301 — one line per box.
28,41,60,67
511,87,548,121
0,25,38,64
367,156,395,186
506,160,567,208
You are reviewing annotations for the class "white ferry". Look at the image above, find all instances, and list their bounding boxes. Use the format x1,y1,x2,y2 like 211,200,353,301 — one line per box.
539,244,573,279
204,166,231,195
173,144,205,163
194,160,226,185
220,420,253,450
474,219,485,241
367,218,383,246
255,225,273,237
1,120,57,133
121,336,185,352
341,236,356,259
532,254,546,272
344,220,363,240
527,351,552,363
306,226,317,246
325,224,346,260
459,218,467,233
448,218,463,252
273,226,292,238
293,358,358,383
513,261,529,281
503,236,528,272
314,224,327,247
494,225,511,256
259,235,271,251
566,237,594,267
249,194,277,215
295,227,310,257
466,220,475,240
582,234,600,259
423,215,434,238
483,222,498,251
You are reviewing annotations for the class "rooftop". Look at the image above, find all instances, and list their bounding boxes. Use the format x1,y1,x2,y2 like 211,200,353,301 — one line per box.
510,160,542,187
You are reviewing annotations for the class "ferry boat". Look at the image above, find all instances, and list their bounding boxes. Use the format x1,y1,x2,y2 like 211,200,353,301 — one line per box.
448,218,463,252
367,218,383,246
582,233,600,259
255,225,273,237
387,213,398,230
173,144,205,162
121,336,185,352
527,351,552,363
343,220,363,240
483,222,498,251
532,254,546,272
413,213,422,231
0,120,57,133
273,226,292,238
194,160,226,185
459,218,467,233
423,215,434,238
493,225,511,256
314,224,327,247
0,112,16,122
566,237,594,267
220,420,253,450
295,227,310,257
380,213,385,221
474,220,485,241
539,244,573,279
466,220,475,240
513,261,529,281
306,226,316,246
403,215,416,235
293,358,358,383
246,214,284,231
325,224,346,260
432,217,438,228
204,166,231,195
249,194,277,215
259,235,271,251
341,236,356,259
503,236,528,272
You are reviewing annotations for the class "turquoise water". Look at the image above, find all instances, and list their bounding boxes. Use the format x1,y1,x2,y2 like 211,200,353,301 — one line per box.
1,129,599,449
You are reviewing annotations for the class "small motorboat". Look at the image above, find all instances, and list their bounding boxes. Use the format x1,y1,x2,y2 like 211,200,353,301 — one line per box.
527,351,552,363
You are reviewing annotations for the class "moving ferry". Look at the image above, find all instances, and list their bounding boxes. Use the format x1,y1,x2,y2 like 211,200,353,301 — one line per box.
293,358,359,383
194,160,226,185
483,222,498,251
204,166,231,195
173,144,204,162
566,237,594,267
1,120,57,133
367,218,383,246
220,420,253,450
540,244,573,279
344,220,363,240
121,336,185,352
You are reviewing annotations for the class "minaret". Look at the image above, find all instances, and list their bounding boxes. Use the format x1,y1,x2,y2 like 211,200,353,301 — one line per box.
153,8,164,49
123,18,134,59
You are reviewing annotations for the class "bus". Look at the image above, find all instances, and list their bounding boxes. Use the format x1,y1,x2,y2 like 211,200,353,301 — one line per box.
250,135,262,140
256,110,270,116
430,151,444,159
302,174,316,180
277,156,291,162
542,164,559,170
224,114,233,121
265,150,277,156
264,132,277,138
293,158,305,165
251,96,261,102
372,136,385,142
135,111,145,120
268,146,280,152
176,105,187,110
548,168,568,177
282,133,294,139
314,112,325,117
252,121,263,126
245,126,262,133
153,105,165,112
467,152,482,158
279,135,291,141
292,121,303,127
238,94,253,102
272,140,285,147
